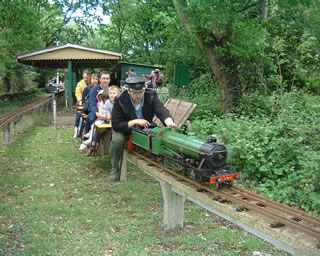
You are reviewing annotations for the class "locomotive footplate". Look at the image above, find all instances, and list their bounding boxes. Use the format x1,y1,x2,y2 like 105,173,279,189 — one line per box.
206,168,241,185
197,169,240,189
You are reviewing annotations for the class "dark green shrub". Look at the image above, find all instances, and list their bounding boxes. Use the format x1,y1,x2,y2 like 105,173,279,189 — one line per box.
168,73,223,120
236,91,273,117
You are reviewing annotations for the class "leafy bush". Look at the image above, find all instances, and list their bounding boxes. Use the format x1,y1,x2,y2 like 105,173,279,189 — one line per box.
191,92,320,216
235,91,273,117
168,73,222,120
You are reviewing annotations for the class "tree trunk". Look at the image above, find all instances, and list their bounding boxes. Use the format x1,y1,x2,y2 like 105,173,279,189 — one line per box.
4,74,11,93
200,44,237,113
262,0,268,22
173,0,239,113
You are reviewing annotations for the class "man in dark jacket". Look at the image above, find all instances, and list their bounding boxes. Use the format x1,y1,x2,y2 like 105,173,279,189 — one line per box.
110,77,176,181
84,71,110,134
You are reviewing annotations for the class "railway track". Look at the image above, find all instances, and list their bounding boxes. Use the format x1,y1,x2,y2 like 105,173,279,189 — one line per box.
0,97,51,127
131,150,320,248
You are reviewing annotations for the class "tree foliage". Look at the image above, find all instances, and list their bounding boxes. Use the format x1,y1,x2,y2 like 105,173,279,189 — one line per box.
0,0,43,92
0,0,99,93
191,91,320,215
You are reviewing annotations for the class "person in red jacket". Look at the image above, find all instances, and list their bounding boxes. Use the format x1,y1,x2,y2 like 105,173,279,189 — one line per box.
143,69,163,90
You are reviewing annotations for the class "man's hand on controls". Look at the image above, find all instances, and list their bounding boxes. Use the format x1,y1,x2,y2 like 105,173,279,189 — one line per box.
164,118,177,128
128,119,150,128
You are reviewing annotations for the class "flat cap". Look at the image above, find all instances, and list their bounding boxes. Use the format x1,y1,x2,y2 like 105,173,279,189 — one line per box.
126,77,147,92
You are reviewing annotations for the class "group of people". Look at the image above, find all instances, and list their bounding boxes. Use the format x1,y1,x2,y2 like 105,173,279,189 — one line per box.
73,68,175,182
73,71,120,156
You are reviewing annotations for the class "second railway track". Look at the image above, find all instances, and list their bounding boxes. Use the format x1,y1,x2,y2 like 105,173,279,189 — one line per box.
0,97,51,127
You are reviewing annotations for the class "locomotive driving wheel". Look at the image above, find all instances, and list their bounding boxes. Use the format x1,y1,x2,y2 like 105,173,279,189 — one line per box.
185,168,195,180
223,181,233,188
163,156,184,173
210,182,220,190
163,156,171,169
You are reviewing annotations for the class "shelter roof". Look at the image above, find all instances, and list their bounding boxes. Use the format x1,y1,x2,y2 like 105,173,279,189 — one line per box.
16,43,122,69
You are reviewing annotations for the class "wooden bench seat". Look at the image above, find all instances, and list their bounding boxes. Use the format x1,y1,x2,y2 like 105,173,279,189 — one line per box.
94,122,112,156
77,106,83,114
95,122,112,132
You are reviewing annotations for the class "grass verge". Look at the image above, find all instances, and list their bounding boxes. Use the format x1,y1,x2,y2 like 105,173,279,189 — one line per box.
0,119,289,255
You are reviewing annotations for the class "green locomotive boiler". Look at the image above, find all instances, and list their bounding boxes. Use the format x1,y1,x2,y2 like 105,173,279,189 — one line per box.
128,125,240,188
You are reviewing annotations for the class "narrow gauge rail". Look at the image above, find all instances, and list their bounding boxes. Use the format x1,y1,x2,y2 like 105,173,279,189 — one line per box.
227,186,320,227
0,97,51,127
131,150,320,245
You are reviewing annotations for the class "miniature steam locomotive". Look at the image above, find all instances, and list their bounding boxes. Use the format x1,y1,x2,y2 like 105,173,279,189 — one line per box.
128,125,240,188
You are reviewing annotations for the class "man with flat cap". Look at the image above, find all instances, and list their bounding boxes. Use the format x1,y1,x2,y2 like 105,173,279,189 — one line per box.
109,76,176,181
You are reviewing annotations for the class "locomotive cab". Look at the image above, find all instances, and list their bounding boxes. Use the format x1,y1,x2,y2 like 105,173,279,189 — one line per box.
130,123,158,153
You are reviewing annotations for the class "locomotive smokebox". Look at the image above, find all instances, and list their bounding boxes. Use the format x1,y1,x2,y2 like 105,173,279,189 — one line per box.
202,143,227,167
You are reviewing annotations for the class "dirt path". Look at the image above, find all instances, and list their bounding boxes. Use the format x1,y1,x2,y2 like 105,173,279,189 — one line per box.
56,106,76,128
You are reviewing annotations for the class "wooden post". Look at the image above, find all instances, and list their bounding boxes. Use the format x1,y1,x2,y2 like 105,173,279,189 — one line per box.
15,116,24,134
98,129,112,156
67,60,73,107
120,149,128,181
32,109,38,122
160,181,185,230
26,113,33,126
98,140,105,156
119,150,185,229
3,122,14,146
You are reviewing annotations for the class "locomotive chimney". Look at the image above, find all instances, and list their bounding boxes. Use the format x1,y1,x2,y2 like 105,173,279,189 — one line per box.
210,134,217,143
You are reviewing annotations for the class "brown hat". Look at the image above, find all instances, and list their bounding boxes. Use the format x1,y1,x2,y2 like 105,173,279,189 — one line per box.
154,69,160,74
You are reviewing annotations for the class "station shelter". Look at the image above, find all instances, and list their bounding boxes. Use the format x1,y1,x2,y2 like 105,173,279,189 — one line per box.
16,43,122,106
